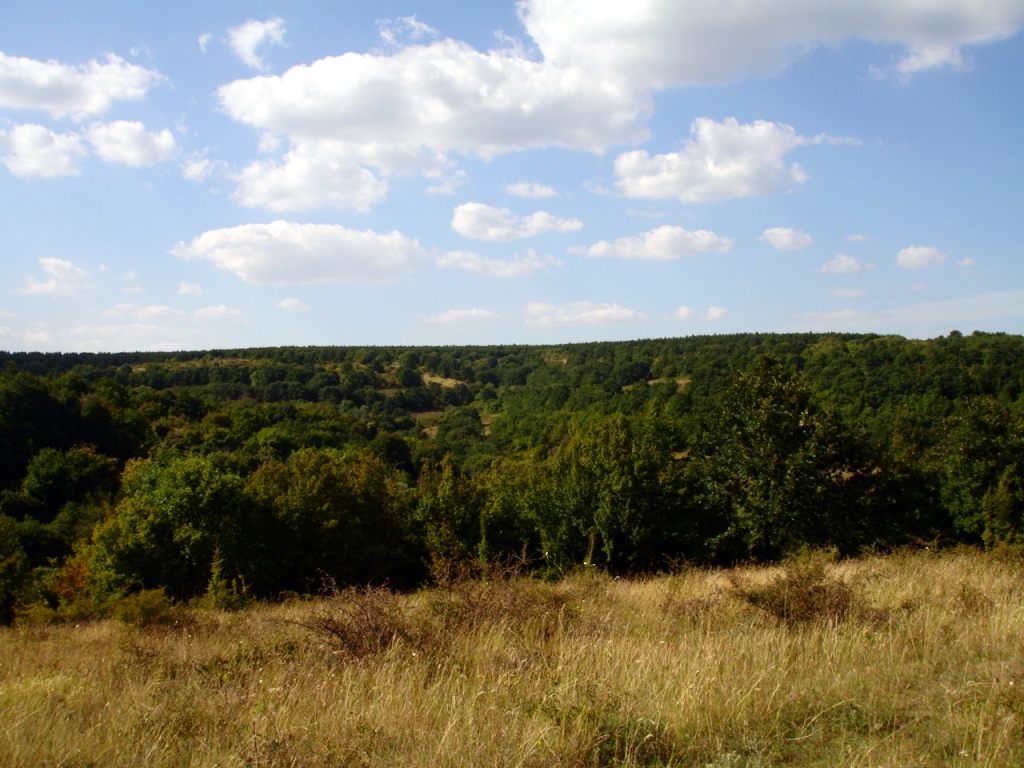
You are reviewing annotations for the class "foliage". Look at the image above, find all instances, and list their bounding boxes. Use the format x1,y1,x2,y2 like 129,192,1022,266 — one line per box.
2,333,1024,606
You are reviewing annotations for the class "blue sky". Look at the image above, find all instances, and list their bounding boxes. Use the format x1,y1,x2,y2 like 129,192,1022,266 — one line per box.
1,0,1023,352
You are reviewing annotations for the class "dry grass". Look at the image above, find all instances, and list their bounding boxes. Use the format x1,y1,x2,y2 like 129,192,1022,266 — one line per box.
2,549,1023,766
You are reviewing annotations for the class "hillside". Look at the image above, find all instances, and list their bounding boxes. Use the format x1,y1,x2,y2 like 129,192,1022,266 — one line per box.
2,331,1024,619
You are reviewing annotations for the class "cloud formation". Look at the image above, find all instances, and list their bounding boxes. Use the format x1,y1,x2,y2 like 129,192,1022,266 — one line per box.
572,225,733,260
896,245,948,268
615,118,851,202
676,306,728,321
525,300,643,326
821,254,872,273
451,203,583,241
228,18,287,71
519,0,1024,87
760,227,812,250
0,52,163,120
505,181,558,199
173,221,431,286
17,257,92,296
217,39,650,210
174,221,551,286
435,248,557,277
424,308,499,324
0,124,85,177
86,120,175,166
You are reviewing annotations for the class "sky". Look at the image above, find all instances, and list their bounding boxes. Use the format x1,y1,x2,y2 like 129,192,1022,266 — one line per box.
1,0,1023,352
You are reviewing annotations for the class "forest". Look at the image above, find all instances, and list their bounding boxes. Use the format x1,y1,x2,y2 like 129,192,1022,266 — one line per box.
2,330,1024,622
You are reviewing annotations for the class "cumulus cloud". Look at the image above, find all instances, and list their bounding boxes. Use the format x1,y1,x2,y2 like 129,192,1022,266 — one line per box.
86,120,175,166
846,233,869,242
505,181,558,199
821,254,872,273
760,227,812,250
0,52,163,120
571,225,733,260
0,124,85,177
436,248,558,277
424,308,499,324
17,257,92,296
896,245,948,268
217,39,650,210
277,297,309,311
228,18,287,71
451,202,583,241
231,140,390,212
518,0,1024,87
173,221,431,285
525,300,643,326
615,118,852,202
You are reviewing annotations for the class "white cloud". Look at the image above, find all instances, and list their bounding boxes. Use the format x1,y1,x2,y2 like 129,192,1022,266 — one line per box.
177,282,203,295
424,308,499,324
519,0,1024,87
173,221,431,285
17,257,92,296
377,15,439,49
436,248,558,277
217,39,650,210
845,233,869,242
86,121,175,166
198,34,212,54
676,305,727,321
0,52,163,120
832,288,866,298
525,300,643,326
896,245,948,268
426,170,468,195
615,118,852,202
821,254,872,273
194,305,244,321
760,227,812,250
505,181,558,199
277,297,309,311
572,225,733,260
231,140,390,212
102,303,185,320
228,18,287,71
452,202,583,241
0,124,85,177
957,257,976,267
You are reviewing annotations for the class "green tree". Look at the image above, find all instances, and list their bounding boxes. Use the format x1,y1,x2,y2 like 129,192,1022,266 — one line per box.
687,356,879,560
940,397,1024,546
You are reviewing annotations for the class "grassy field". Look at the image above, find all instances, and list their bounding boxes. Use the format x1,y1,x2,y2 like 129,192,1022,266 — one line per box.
1,549,1022,767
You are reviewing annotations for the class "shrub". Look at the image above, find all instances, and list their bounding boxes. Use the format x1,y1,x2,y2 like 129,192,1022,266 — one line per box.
730,555,861,626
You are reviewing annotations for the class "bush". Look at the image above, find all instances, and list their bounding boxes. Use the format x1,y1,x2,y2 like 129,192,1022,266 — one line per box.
730,555,861,626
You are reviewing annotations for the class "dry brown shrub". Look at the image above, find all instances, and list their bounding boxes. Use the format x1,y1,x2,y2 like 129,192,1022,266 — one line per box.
730,557,865,627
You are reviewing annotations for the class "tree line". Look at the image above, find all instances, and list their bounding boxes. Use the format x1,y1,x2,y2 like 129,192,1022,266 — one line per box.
2,331,1023,622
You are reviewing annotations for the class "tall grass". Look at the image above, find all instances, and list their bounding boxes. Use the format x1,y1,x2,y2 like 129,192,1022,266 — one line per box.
1,549,1022,766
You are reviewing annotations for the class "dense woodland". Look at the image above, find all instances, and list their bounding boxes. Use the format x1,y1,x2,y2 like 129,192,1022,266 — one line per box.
2,330,1024,622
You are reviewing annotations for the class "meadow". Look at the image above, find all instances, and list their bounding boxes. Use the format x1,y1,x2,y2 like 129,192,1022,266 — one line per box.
2,548,1022,767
